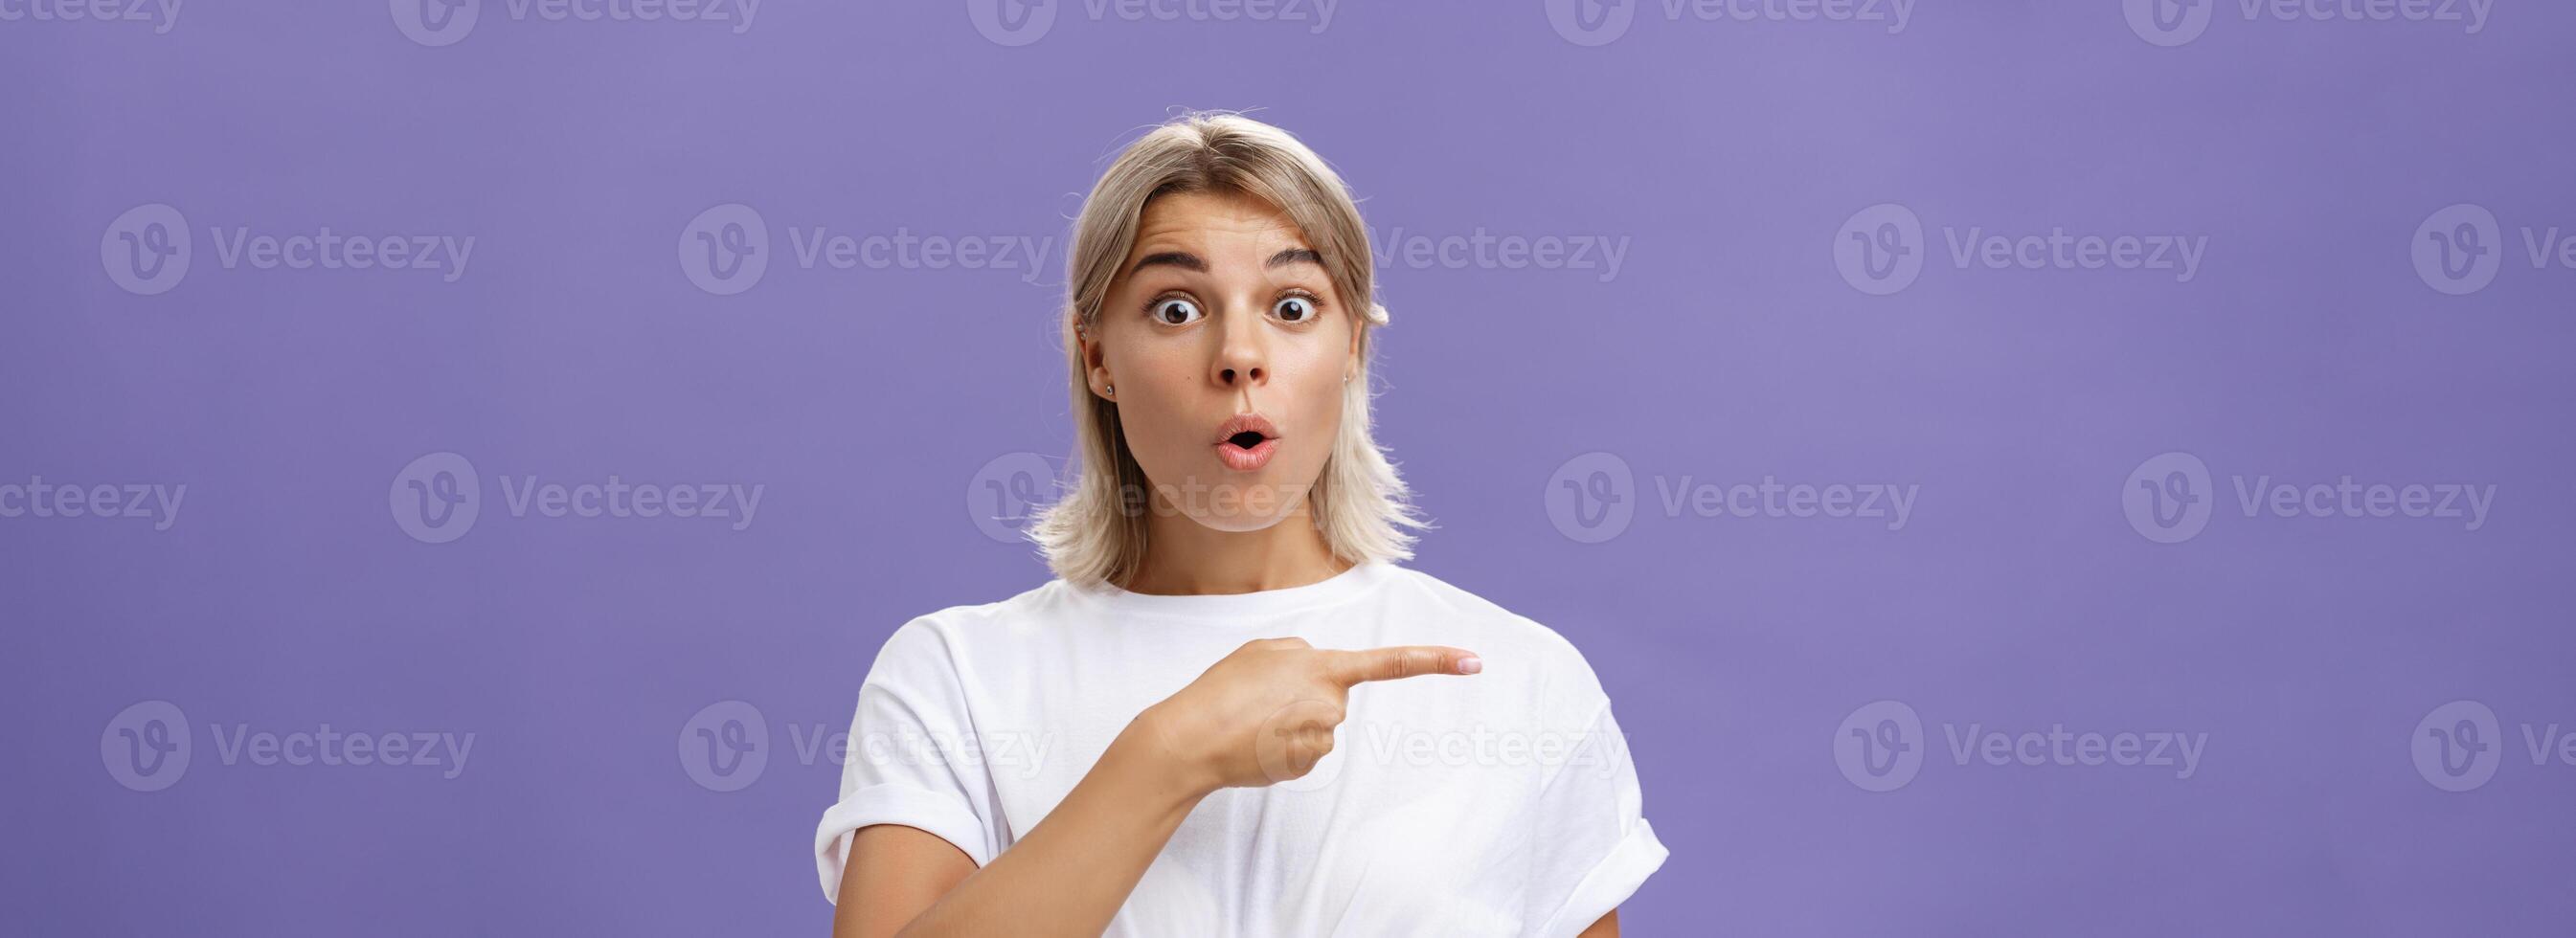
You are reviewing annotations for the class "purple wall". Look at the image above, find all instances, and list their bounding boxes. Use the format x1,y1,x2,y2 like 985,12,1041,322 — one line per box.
7,2,2573,934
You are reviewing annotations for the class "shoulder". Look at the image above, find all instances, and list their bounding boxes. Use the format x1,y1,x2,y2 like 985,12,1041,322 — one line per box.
1376,564,1612,718
1378,563,1593,664
866,579,1077,675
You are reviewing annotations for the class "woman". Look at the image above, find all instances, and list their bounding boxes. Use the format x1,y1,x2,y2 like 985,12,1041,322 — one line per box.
814,112,1667,937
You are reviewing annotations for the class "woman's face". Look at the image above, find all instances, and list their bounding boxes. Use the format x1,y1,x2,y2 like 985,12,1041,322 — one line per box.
1083,189,1360,532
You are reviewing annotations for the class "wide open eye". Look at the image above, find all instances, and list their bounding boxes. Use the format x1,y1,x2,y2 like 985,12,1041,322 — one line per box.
1273,294,1319,323
1148,296,1204,325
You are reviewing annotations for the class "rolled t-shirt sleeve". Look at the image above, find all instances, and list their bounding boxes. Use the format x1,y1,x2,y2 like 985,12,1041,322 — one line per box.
813,616,1003,904
1525,700,1669,937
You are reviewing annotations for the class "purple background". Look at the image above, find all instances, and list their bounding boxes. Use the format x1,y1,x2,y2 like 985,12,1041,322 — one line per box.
7,1,2574,934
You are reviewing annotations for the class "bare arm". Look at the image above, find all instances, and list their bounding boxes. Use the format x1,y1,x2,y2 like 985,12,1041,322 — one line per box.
833,825,972,938
1578,908,1619,937
834,714,1207,938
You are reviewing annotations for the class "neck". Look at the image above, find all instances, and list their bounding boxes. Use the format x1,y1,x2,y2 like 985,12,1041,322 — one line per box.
1122,493,1350,596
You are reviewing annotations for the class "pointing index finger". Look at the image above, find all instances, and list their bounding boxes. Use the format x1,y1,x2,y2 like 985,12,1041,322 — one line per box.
1323,646,1482,685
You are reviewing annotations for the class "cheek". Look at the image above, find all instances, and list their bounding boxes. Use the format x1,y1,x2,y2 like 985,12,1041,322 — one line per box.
1105,352,1205,461
1280,341,1350,454
1100,330,1188,396
1272,318,1352,378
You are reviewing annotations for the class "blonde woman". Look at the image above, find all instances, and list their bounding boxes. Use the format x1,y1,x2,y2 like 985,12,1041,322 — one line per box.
816,112,1666,937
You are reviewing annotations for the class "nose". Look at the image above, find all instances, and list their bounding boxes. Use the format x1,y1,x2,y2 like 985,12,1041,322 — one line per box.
1211,302,1267,390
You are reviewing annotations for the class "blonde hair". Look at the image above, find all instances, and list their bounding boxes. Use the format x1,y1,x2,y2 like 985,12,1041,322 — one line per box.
1028,111,1427,588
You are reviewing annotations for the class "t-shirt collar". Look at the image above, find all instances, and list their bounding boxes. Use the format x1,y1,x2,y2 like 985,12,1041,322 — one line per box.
1074,559,1392,618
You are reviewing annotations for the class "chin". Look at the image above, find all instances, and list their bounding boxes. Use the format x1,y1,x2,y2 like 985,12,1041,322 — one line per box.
1150,466,1320,533
1180,509,1296,534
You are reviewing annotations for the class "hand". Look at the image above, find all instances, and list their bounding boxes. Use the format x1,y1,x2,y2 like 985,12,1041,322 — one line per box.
1131,637,1481,796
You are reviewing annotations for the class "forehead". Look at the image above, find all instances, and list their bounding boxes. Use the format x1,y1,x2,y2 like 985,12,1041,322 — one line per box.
1131,190,1312,253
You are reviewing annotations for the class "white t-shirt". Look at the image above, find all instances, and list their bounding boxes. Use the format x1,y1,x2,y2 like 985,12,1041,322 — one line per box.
813,560,1667,937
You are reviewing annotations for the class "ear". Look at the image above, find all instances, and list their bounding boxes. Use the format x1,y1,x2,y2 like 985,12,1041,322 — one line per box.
1079,320,1115,401
1344,311,1366,384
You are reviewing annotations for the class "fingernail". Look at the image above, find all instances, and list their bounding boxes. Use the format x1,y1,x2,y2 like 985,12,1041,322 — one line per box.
1457,656,1482,675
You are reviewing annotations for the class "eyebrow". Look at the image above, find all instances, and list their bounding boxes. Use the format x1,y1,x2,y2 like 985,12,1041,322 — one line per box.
1129,248,1324,276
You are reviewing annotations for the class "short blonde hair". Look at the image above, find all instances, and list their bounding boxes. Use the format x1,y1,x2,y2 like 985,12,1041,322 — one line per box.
1028,112,1426,588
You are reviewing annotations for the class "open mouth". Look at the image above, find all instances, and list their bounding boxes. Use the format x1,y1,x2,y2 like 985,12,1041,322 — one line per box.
1214,414,1280,471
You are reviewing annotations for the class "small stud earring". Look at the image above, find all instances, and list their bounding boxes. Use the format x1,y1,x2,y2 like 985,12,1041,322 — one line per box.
1104,384,1114,396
